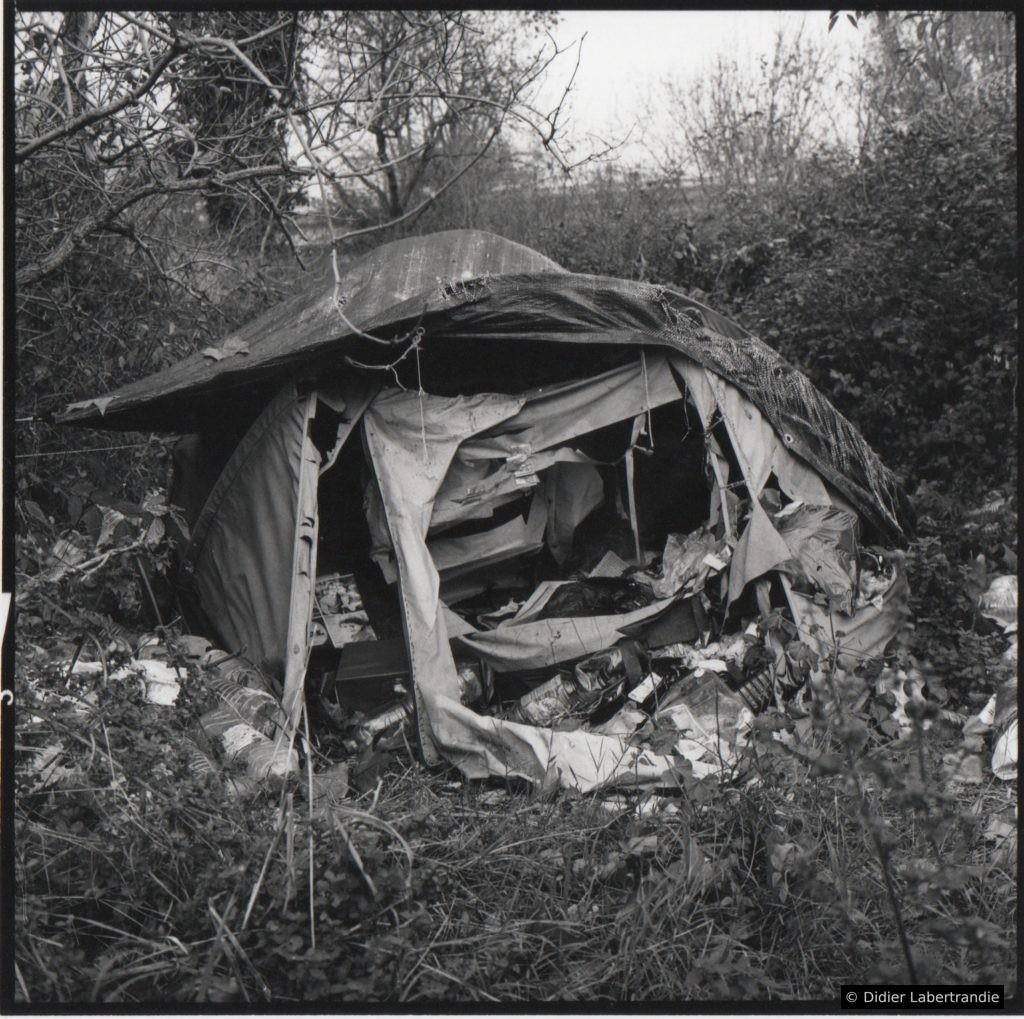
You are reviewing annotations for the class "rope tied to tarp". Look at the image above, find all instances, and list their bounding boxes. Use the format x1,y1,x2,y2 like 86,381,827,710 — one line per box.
640,349,654,451
343,325,426,388
416,339,427,462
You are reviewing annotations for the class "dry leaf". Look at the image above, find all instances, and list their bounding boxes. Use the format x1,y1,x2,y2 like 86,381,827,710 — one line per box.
200,338,250,361
66,396,115,416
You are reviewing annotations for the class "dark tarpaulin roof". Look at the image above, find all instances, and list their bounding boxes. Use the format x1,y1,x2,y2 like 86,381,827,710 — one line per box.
58,229,913,540
59,230,563,432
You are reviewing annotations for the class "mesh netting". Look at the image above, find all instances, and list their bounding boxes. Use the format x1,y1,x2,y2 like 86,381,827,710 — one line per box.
659,302,906,538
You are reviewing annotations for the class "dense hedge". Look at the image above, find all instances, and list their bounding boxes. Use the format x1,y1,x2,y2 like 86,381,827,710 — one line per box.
434,113,1016,500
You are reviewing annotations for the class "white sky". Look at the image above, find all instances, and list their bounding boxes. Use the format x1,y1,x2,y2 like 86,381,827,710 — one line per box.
535,10,866,165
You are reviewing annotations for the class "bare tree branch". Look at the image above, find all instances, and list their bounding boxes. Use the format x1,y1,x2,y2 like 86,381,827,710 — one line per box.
17,163,309,287
16,43,184,162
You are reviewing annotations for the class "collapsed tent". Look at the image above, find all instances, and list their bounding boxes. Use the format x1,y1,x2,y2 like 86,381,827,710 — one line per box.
60,230,914,791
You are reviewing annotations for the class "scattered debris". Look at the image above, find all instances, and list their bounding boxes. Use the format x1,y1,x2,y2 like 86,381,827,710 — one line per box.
962,673,1017,782
69,232,921,792
977,574,1018,633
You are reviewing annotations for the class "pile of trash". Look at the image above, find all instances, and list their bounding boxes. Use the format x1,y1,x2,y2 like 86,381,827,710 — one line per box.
55,636,301,798
310,504,908,782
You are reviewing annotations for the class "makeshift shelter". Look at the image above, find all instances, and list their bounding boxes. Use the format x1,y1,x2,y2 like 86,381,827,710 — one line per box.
60,230,914,790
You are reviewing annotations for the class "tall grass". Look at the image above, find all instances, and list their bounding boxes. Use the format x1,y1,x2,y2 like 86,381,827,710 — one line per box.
14,634,1016,1004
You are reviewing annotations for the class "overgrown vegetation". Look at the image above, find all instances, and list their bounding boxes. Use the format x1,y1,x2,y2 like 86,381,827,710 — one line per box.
15,632,1016,1002
12,9,1017,1006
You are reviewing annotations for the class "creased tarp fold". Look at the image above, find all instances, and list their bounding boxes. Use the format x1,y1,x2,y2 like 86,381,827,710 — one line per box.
180,384,313,679
60,229,911,540
363,364,700,787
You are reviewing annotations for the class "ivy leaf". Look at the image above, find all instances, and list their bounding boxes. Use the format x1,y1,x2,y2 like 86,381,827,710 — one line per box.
145,517,166,547
23,500,51,528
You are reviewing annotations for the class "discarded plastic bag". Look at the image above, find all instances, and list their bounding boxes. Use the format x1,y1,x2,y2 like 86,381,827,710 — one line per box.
774,504,858,612
648,673,752,768
962,674,1017,782
113,658,181,705
992,720,1017,781
978,574,1018,633
535,578,654,619
857,550,898,605
992,673,1017,781
648,528,718,599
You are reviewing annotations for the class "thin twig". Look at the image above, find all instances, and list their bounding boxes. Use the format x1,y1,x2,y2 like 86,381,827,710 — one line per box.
302,702,317,951
823,615,918,985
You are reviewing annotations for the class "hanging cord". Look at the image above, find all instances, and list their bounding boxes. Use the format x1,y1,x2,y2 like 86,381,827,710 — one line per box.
415,340,427,462
639,349,654,450
15,442,155,460
344,324,426,392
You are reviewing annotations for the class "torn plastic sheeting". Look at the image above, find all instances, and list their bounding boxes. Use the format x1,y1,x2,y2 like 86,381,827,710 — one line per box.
364,387,526,636
729,500,862,613
775,504,859,613
704,369,834,506
620,595,709,649
458,352,683,462
281,394,322,726
543,461,605,565
364,365,838,788
430,445,594,533
782,569,910,671
648,528,720,600
651,673,753,771
454,596,677,673
431,456,511,531
430,487,548,578
666,354,718,428
427,692,682,791
506,579,570,623
589,549,632,578
978,574,1018,633
363,386,528,763
441,603,478,638
668,353,850,513
317,378,381,477
440,562,529,608
728,500,796,606
364,474,397,583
